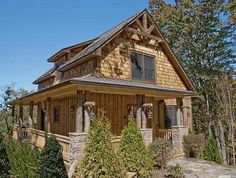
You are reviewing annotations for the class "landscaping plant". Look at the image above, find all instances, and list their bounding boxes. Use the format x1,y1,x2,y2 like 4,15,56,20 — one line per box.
77,111,125,178
149,138,172,169
37,135,68,178
7,140,40,178
0,133,11,178
119,119,154,177
202,137,223,164
183,134,206,158
168,164,185,178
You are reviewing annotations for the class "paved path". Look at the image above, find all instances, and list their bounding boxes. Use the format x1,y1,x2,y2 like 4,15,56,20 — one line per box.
170,159,236,178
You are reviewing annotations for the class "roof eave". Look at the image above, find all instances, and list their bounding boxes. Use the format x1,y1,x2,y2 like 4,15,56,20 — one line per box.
47,38,98,62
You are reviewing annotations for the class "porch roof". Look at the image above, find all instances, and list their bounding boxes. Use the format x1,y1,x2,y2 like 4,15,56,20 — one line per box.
10,76,197,105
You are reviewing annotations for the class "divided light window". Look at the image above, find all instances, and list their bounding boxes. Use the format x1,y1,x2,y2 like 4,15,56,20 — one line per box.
131,52,155,82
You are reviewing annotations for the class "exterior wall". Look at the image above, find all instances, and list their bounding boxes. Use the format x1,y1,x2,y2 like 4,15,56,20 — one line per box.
36,96,77,136
99,33,187,90
62,59,96,80
50,96,77,136
84,92,157,136
38,77,55,90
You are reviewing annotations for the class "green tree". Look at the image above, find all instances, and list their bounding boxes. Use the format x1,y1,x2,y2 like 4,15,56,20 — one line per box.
77,112,125,178
202,137,223,164
7,140,40,178
0,84,33,134
229,0,236,24
0,133,11,178
149,0,235,164
119,120,154,177
37,135,68,178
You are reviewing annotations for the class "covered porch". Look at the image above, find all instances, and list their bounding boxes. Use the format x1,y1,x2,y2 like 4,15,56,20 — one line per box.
10,76,194,165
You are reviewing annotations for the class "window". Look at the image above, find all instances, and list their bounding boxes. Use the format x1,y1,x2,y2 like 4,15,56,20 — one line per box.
164,106,177,128
53,106,61,122
131,52,155,82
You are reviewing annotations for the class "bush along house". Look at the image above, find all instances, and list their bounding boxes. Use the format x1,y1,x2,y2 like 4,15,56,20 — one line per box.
10,9,196,170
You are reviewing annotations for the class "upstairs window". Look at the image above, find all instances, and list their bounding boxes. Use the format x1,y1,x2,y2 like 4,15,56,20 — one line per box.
131,52,155,82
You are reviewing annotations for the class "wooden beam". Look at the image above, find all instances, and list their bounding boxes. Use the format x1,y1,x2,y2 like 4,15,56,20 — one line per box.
147,25,155,34
127,27,163,43
135,19,145,32
143,13,148,30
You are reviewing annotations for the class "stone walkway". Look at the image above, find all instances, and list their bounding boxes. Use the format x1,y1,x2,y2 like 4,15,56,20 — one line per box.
170,159,236,178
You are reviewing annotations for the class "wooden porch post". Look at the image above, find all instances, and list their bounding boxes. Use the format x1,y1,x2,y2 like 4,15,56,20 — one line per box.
76,90,85,133
19,105,23,126
45,97,51,133
11,105,15,124
136,94,143,129
29,101,34,128
176,98,183,126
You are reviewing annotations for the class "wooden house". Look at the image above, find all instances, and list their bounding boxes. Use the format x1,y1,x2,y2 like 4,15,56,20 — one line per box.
11,9,196,168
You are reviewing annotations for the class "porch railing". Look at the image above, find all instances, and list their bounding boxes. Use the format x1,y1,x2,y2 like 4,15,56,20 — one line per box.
157,129,172,141
12,125,70,163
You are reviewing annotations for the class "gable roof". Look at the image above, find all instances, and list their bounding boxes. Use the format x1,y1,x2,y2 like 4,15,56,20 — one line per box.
57,9,196,92
58,9,146,71
33,67,55,84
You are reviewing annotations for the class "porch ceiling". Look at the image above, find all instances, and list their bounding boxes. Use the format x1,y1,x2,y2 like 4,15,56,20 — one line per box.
10,76,197,105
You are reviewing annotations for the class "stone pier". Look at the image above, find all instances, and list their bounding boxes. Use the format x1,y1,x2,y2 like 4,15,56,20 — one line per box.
171,126,188,157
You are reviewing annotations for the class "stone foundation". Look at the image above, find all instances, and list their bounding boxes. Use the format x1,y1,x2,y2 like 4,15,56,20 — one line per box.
68,132,87,178
140,128,153,145
171,126,188,157
69,132,87,165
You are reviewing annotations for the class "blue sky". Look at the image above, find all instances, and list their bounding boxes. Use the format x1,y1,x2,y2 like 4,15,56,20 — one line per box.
0,0,172,90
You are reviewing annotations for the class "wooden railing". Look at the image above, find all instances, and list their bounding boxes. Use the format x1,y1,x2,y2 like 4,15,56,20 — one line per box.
12,125,70,163
157,129,172,141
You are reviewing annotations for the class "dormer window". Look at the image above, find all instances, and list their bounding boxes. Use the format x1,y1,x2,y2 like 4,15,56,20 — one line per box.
131,52,155,82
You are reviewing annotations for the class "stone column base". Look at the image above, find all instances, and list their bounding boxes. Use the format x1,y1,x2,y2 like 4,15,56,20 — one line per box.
171,126,188,158
140,128,153,146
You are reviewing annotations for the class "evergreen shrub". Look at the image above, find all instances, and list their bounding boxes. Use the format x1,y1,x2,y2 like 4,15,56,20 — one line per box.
119,119,154,177
37,135,68,178
0,133,10,178
202,137,223,164
77,112,125,178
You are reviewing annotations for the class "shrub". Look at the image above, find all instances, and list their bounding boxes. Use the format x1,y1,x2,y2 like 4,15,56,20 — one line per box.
77,114,125,178
168,164,185,178
183,134,206,158
0,133,11,178
37,135,68,178
202,137,223,164
149,138,172,169
119,119,154,177
7,140,40,178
